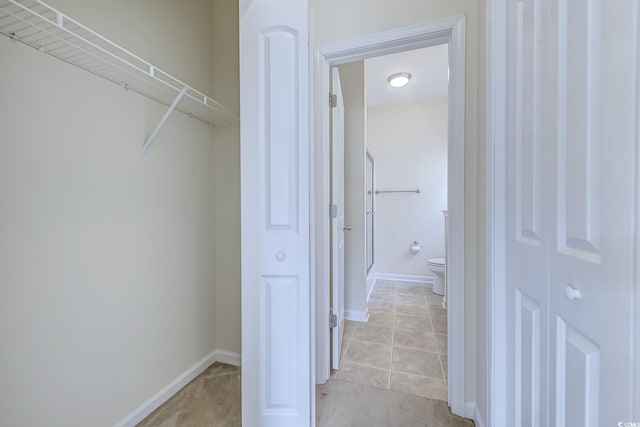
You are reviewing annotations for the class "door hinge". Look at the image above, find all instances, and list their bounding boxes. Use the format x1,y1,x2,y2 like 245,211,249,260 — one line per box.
330,313,338,328
330,204,338,218
329,93,337,108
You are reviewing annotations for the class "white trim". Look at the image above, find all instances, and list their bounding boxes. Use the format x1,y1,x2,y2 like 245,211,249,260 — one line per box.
474,402,487,427
367,281,376,302
345,309,369,322
113,350,240,427
366,265,377,301
467,400,488,427
465,401,476,420
314,15,467,417
444,16,466,417
486,0,509,426
309,7,318,424
214,350,242,367
313,46,332,386
634,0,640,417
375,273,433,284
318,17,460,65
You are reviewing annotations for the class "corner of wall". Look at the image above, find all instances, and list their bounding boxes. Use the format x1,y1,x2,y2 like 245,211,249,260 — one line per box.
211,0,242,357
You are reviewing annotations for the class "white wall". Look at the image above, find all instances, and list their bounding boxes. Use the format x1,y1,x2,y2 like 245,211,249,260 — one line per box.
211,0,241,358
337,62,368,319
0,1,227,425
367,98,448,277
310,0,484,414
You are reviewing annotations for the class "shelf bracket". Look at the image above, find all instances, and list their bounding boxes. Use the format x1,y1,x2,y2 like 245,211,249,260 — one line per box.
143,86,188,153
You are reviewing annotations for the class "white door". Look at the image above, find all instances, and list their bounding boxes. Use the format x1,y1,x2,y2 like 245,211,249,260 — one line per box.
239,0,311,425
547,1,637,424
505,0,637,425
505,0,550,422
330,67,346,370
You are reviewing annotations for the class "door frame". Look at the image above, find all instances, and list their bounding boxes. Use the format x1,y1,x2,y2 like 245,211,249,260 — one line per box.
330,66,346,370
313,15,467,416
636,6,640,413
485,0,508,426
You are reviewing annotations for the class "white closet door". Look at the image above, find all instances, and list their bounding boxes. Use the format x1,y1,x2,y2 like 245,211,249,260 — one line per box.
240,0,310,425
547,1,637,425
506,0,550,424
505,0,637,426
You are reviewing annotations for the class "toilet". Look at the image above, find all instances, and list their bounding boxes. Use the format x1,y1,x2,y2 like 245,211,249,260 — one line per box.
428,258,445,295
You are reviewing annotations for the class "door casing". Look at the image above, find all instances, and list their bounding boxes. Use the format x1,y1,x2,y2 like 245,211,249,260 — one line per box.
312,15,468,417
485,1,509,426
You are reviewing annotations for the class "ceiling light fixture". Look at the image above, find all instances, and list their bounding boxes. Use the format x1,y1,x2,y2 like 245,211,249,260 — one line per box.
387,72,412,88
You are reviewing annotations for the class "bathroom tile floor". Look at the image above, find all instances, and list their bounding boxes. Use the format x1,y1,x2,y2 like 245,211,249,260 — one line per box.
137,364,471,427
335,279,449,401
136,280,459,426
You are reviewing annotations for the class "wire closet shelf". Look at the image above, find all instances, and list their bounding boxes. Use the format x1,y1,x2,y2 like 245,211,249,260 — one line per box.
0,0,239,146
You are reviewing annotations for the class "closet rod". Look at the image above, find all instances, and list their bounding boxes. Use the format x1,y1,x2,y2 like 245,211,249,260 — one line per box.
0,0,239,152
375,189,421,194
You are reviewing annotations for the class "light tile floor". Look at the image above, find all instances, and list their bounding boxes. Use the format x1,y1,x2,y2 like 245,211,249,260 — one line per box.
137,363,472,427
317,379,473,427
335,279,449,401
137,281,459,426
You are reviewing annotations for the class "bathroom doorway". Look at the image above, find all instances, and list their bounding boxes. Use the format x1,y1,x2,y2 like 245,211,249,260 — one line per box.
333,43,450,402
314,17,466,415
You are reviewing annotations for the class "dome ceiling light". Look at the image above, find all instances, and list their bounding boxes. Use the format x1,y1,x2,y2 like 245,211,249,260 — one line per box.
387,72,412,88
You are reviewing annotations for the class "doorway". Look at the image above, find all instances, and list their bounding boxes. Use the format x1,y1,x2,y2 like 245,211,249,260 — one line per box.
327,44,450,401
314,15,467,416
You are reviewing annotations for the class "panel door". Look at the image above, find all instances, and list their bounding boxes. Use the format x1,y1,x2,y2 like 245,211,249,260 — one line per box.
239,0,311,425
506,0,638,426
330,67,346,370
547,1,637,425
506,0,550,424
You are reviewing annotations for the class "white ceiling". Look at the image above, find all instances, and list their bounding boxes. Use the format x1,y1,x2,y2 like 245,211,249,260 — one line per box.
365,44,449,107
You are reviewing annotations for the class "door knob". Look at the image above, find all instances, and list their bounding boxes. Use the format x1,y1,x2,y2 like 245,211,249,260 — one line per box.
565,285,582,301
343,225,352,231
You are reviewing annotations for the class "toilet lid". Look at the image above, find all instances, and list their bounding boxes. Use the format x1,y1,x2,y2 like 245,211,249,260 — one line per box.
427,258,445,266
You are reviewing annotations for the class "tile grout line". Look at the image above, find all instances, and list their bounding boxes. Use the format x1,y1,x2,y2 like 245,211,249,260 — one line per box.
428,297,448,385
386,285,398,389
338,359,394,374
347,281,448,399
423,289,450,397
336,322,356,378
391,367,449,383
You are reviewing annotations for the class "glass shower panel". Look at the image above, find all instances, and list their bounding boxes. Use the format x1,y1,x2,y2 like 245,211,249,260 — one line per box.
366,152,374,273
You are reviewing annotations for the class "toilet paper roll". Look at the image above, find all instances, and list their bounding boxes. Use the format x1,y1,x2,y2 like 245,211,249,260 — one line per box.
410,244,422,253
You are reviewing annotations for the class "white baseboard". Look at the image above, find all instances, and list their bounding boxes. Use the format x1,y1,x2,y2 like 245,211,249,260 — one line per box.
375,273,433,284
367,276,377,302
474,404,486,427
113,349,241,427
366,268,376,302
345,308,369,322
465,401,475,418
214,350,241,367
465,401,481,424
466,400,486,427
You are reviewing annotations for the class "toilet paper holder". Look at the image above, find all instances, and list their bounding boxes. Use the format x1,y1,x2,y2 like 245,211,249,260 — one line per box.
410,241,422,253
